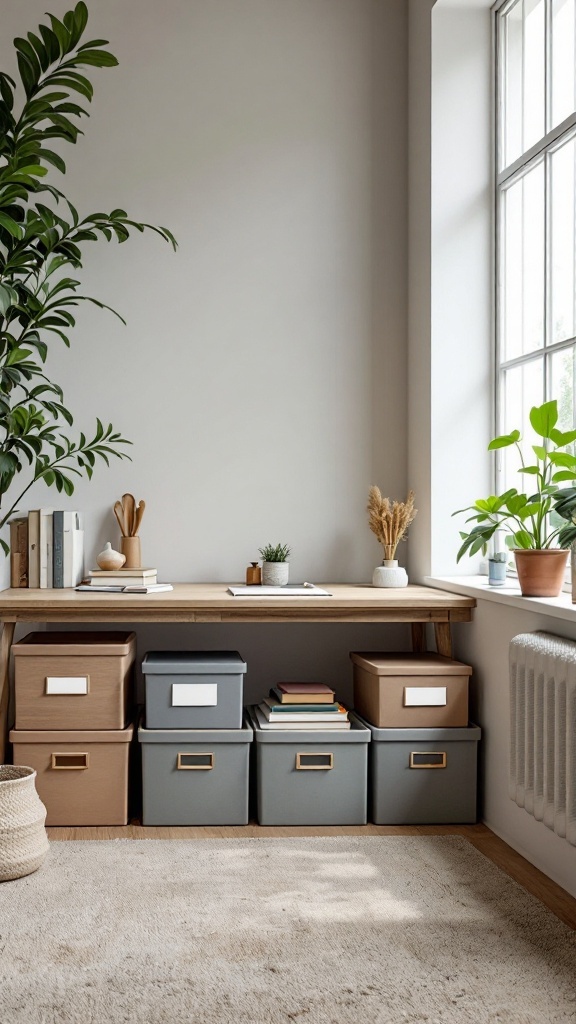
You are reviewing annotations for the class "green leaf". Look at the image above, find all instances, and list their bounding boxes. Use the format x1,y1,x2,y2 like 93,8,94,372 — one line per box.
532,444,547,460
38,25,60,64
511,529,533,549
488,430,520,450
0,212,23,239
549,427,576,447
549,451,576,468
48,15,71,56
530,400,558,439
519,466,540,475
552,470,576,482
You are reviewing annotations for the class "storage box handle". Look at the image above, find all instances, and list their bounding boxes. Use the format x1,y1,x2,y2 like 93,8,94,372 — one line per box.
409,751,447,769
295,752,334,771
51,752,90,770
177,752,214,770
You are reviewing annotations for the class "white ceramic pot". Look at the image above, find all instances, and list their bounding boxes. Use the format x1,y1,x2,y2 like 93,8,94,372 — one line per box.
372,559,408,588
0,765,49,881
262,561,289,586
96,542,126,571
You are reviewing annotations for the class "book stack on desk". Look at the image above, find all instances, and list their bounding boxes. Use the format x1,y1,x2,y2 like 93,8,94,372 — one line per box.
255,682,351,730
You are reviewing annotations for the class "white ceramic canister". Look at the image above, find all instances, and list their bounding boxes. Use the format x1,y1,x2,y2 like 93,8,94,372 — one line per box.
372,559,408,588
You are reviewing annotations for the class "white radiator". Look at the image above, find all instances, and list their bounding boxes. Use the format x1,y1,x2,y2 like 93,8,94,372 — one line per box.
509,631,576,846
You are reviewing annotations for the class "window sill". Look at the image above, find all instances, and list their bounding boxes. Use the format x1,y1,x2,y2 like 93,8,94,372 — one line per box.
425,575,576,625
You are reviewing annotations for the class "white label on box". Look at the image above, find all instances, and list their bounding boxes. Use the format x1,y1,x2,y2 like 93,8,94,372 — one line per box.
46,676,89,695
404,686,447,707
172,683,218,707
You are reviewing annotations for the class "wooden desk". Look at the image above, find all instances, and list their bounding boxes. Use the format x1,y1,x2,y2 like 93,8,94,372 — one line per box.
0,583,475,761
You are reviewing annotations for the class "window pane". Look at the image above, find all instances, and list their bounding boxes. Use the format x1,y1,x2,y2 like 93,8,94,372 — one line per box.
551,135,576,343
503,0,546,167
501,361,544,490
502,162,545,360
549,346,576,433
552,0,576,129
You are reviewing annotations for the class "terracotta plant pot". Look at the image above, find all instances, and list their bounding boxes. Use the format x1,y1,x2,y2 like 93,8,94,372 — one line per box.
513,549,569,598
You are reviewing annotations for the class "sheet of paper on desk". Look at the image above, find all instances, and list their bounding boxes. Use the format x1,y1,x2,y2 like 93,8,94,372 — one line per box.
227,585,332,597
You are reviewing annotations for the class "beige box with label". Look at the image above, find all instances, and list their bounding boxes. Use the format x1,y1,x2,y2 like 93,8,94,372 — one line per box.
13,631,136,730
350,652,472,728
9,724,134,826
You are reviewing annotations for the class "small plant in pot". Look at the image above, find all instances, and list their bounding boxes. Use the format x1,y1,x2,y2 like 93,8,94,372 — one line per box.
453,400,576,597
258,543,291,586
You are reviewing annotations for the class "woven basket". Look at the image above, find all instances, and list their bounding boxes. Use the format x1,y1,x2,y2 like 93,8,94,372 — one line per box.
0,765,49,882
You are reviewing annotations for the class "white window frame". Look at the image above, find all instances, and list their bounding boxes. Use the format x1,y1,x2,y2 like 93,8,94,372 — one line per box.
495,0,576,583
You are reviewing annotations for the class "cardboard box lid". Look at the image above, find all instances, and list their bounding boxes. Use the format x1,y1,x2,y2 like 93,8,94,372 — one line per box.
9,723,134,743
12,631,136,657
142,650,247,675
350,652,473,677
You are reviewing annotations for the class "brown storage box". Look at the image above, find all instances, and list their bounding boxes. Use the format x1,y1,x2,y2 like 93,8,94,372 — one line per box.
350,652,472,728
13,631,136,730
9,724,134,826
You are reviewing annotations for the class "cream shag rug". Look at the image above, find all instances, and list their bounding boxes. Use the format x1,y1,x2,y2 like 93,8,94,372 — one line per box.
0,836,574,1024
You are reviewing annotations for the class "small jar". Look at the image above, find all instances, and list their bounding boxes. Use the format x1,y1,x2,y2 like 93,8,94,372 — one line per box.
246,561,262,585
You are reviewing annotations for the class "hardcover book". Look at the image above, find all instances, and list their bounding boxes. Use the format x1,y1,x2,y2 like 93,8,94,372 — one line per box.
273,683,336,704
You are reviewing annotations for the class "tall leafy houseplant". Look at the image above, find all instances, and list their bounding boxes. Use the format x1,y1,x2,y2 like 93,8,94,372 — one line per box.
0,3,176,554
453,400,576,596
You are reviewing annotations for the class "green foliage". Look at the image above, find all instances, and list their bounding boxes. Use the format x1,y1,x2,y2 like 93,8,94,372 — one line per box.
453,400,576,561
258,543,291,563
0,3,177,553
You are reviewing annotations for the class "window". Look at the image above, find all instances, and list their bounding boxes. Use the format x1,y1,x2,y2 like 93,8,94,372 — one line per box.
496,0,576,478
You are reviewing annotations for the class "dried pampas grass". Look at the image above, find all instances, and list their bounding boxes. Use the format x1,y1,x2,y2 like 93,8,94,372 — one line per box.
368,486,417,560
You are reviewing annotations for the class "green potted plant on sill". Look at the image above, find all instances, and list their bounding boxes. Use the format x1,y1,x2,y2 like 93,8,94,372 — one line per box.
0,3,177,554
453,400,576,597
258,542,291,586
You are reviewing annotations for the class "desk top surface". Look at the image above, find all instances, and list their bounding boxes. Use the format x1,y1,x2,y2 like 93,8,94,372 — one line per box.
0,583,476,623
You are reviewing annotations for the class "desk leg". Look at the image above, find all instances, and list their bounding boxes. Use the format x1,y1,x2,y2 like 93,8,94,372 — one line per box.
434,622,452,659
411,623,427,653
0,621,15,764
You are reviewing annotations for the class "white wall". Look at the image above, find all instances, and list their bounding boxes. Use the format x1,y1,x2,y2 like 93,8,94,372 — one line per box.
409,0,576,898
1,0,408,586
1,1,411,693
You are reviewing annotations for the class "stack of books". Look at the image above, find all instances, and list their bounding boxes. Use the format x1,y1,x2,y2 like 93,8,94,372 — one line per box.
254,682,351,730
10,509,84,589
81,567,172,593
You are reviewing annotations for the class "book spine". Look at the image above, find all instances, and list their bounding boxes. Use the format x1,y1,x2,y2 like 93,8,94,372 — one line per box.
39,511,53,589
52,511,64,588
9,519,28,588
27,511,40,588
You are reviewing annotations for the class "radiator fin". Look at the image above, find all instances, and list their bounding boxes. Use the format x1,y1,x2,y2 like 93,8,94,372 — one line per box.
509,631,576,846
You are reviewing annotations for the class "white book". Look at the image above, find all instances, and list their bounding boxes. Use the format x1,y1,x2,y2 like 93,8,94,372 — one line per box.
228,585,332,597
39,509,54,588
63,521,84,587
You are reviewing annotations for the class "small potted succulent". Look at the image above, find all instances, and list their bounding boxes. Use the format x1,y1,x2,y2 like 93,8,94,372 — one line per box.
453,400,576,597
258,543,291,586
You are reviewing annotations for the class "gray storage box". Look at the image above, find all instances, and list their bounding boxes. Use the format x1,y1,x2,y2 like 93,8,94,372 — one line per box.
354,712,481,824
139,716,253,825
248,706,370,826
142,651,246,729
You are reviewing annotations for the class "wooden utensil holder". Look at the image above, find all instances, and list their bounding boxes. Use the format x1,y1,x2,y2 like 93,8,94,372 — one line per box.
120,536,142,569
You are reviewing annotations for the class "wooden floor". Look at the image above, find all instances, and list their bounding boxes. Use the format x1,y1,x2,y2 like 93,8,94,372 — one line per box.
47,821,576,931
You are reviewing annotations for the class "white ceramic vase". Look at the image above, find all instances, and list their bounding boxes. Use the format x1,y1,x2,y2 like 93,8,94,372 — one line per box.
96,542,126,571
0,766,49,881
262,561,289,586
372,559,408,588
